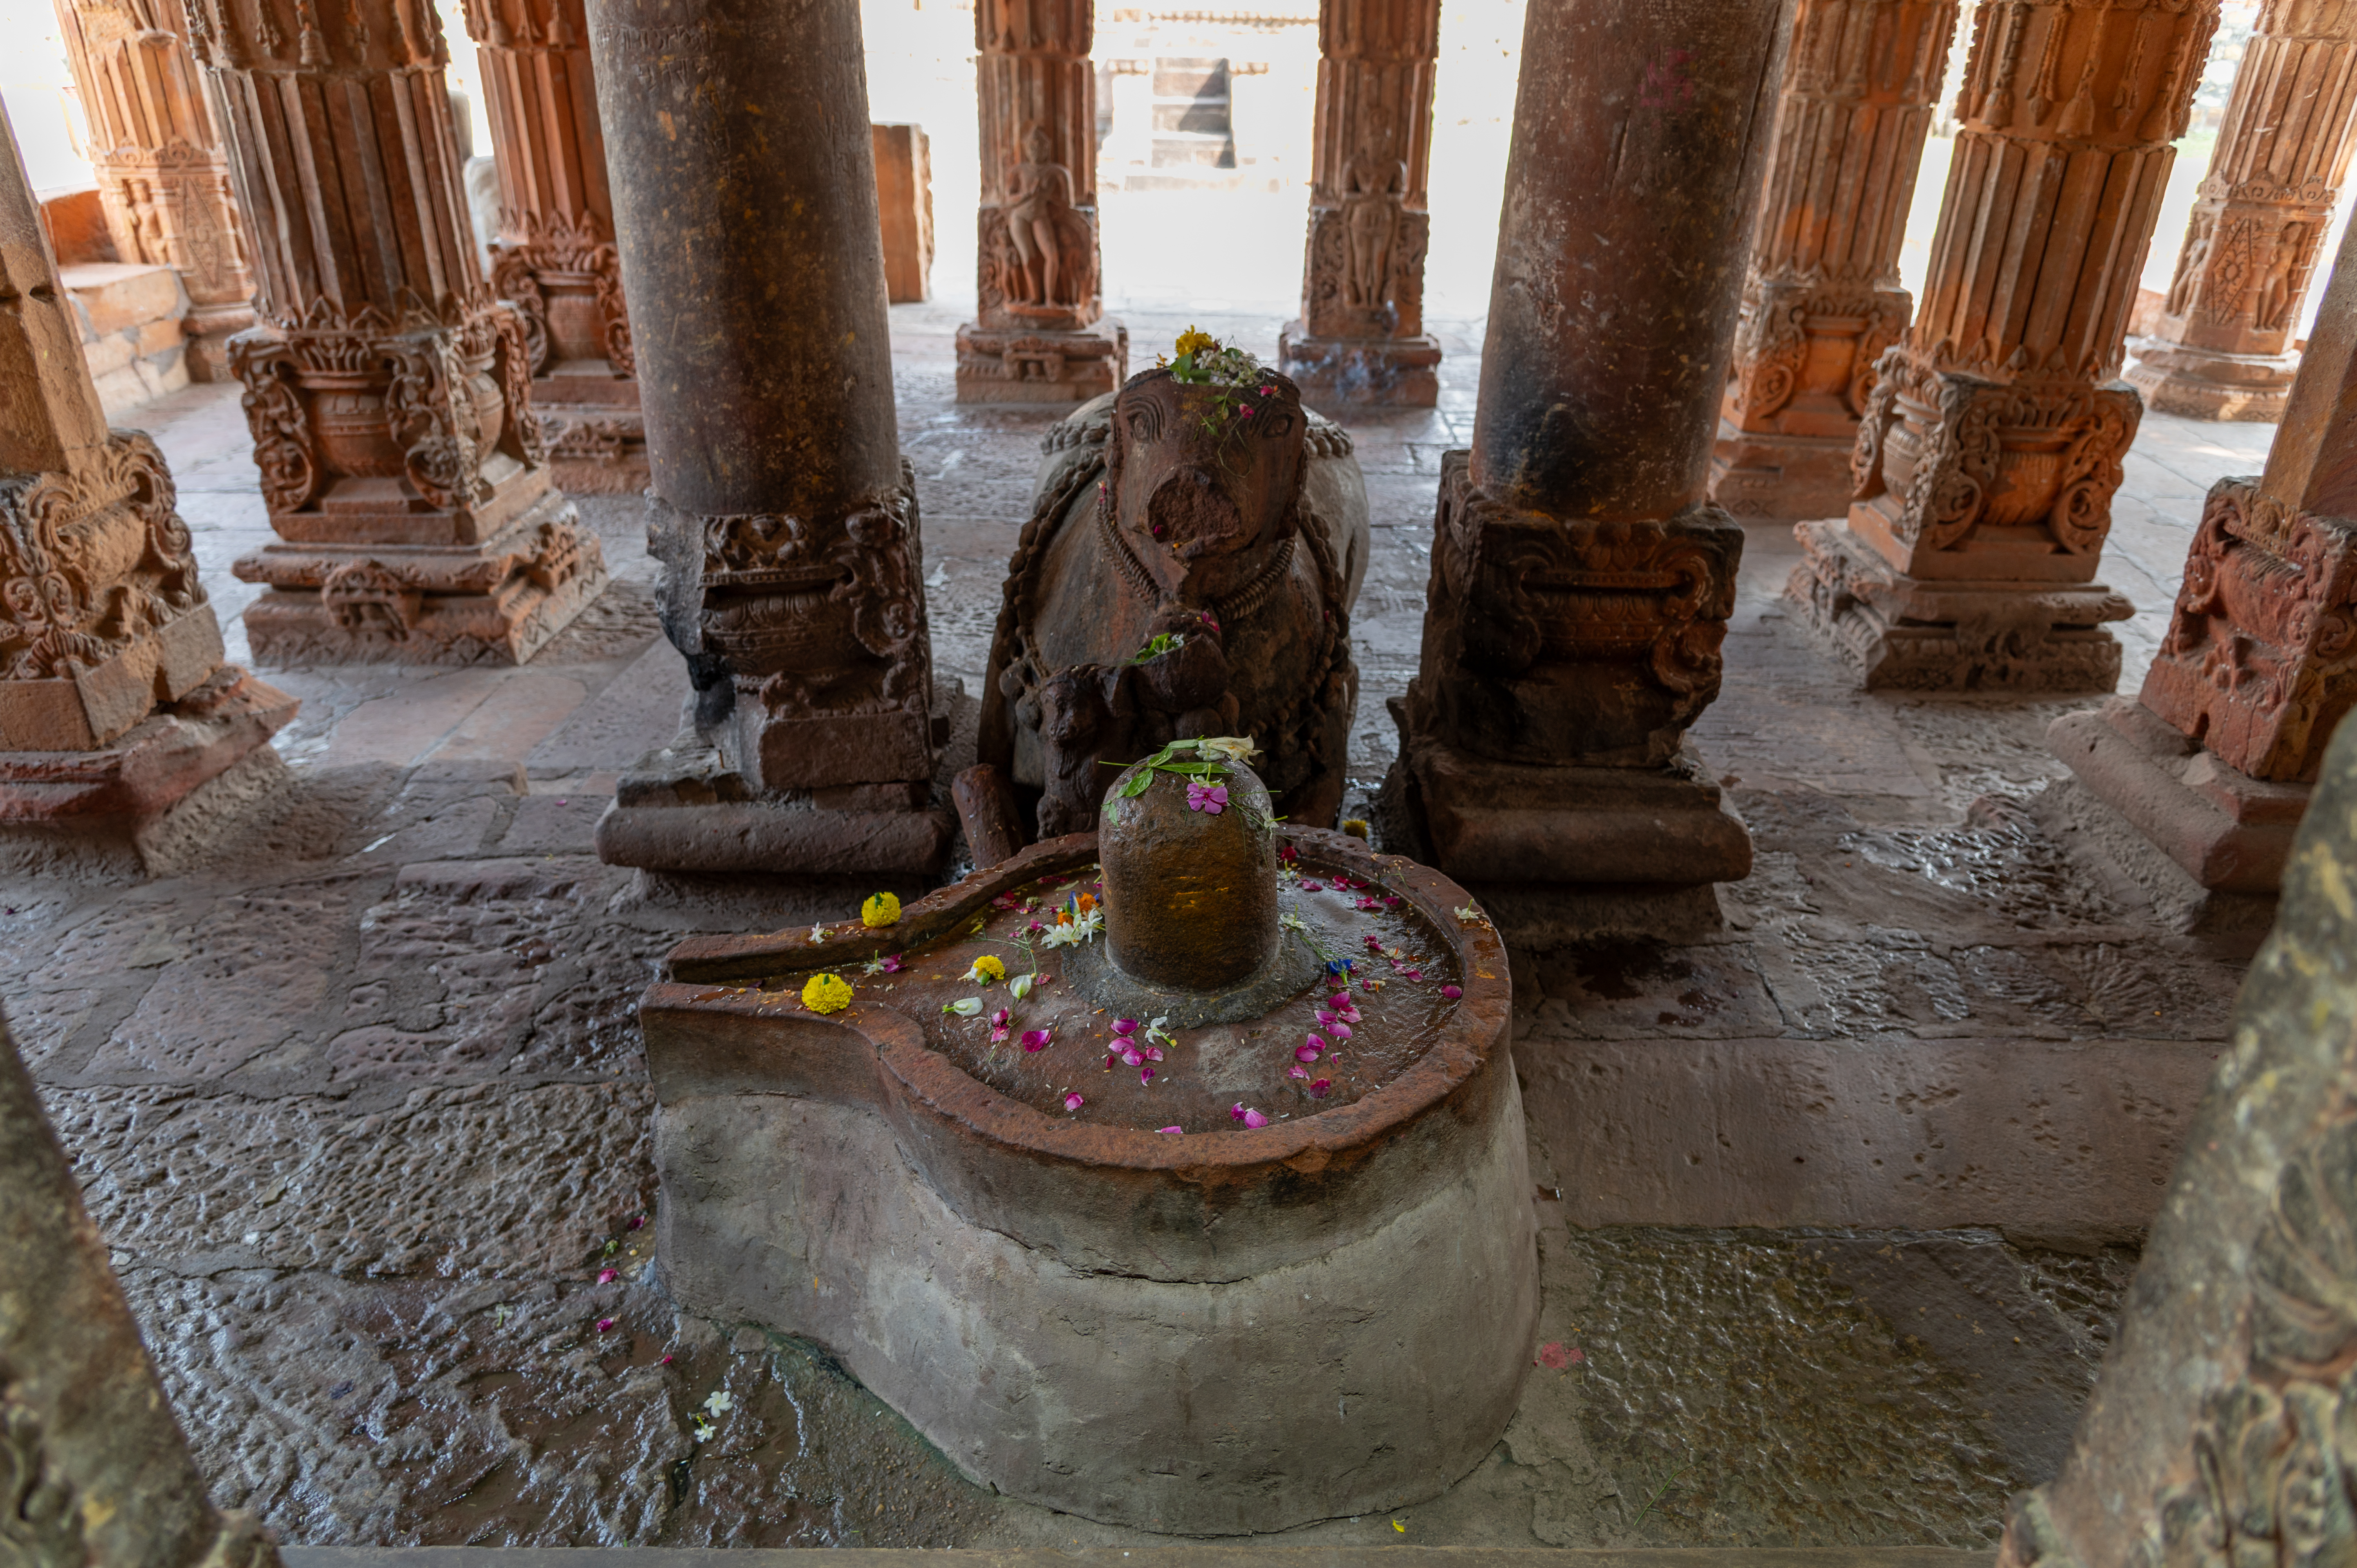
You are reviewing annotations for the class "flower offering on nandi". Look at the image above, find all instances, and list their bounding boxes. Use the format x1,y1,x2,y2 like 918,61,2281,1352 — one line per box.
979,332,1371,838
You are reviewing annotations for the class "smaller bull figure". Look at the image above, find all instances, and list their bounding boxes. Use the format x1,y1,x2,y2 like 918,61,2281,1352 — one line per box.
980,339,1370,838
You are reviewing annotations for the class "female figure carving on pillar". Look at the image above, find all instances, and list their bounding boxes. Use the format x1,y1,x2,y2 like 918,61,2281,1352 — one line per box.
2255,222,2307,331
1340,127,1404,312
1004,123,1092,310
2167,215,2213,317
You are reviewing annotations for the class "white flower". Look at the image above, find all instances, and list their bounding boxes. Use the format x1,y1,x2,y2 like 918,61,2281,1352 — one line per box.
1280,911,1308,933
1040,908,1102,948
809,923,828,942
692,1419,716,1443
1454,904,1490,927
1144,1015,1175,1048
944,997,983,1017
703,1390,734,1417
1010,972,1035,1001
1196,736,1259,765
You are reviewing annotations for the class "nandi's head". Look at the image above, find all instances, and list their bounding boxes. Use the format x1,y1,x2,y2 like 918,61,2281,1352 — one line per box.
1105,365,1305,604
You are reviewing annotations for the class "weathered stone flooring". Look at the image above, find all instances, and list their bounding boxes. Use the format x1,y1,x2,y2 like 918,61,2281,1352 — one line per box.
6,304,2274,1548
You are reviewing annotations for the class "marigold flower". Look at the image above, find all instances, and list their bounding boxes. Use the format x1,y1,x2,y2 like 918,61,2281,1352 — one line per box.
964,955,1006,984
1175,326,1218,358
861,892,901,928
801,973,852,1014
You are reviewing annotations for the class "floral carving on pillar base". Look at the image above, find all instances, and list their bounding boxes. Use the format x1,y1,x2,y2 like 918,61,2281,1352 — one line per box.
488,211,645,495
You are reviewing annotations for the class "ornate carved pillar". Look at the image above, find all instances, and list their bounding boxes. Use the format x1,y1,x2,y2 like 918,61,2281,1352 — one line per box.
954,0,1127,404
186,0,608,666
1708,0,1958,521
1385,0,1786,926
2,1010,287,1567
1790,0,2218,691
2128,0,2357,421
586,0,951,876
1996,714,2357,1568
0,99,293,868
1275,0,1443,408
462,0,646,495
50,0,256,382
2051,208,2357,900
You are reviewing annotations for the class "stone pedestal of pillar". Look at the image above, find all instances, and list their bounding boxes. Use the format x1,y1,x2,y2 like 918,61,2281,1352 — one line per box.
1708,0,1956,522
192,0,607,666
466,0,647,496
2127,0,2357,422
1791,0,2218,690
586,0,951,877
1387,0,1786,920
51,0,255,382
2054,212,2357,901
955,0,1126,404
1276,0,1443,410
0,101,295,876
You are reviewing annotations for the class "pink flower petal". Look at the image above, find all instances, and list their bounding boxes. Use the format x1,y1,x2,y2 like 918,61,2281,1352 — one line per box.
1296,1043,1322,1063
1231,1103,1248,1122
881,954,905,973
1403,969,1424,982
628,1215,646,1230
1022,1029,1053,1052
1111,1019,1138,1036
1243,1108,1269,1129
596,1318,616,1332
1331,992,1353,1007
1143,1045,1164,1061
992,1008,1011,1027
1442,984,1463,1000
1064,1092,1085,1112
1158,1125,1184,1135
1328,1022,1352,1041
1122,1048,1143,1066
1363,936,1383,950
1140,1066,1156,1084
1317,1010,1337,1025
1289,1065,1309,1079
1309,1078,1332,1098
1301,880,1324,891
598,1268,618,1284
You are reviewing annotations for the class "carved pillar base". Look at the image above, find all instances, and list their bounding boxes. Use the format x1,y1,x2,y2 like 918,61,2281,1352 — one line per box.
2051,695,2306,894
223,313,609,666
1712,280,1913,521
1791,518,2132,691
2125,336,2299,422
489,222,648,495
954,315,1127,405
1277,323,1441,409
1390,452,1753,890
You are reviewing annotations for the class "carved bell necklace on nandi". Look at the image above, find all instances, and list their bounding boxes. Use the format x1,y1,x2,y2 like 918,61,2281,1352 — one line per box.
980,346,1370,841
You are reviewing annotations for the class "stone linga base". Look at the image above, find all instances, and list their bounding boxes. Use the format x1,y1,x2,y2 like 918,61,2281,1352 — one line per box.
1277,324,1442,410
1707,421,1858,524
954,317,1127,405
1791,518,2133,692
2050,696,2308,895
0,667,297,877
637,828,1537,1534
594,736,954,877
2126,336,2297,424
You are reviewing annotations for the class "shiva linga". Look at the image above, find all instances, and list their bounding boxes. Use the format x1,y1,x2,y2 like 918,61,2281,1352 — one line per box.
639,739,1537,1533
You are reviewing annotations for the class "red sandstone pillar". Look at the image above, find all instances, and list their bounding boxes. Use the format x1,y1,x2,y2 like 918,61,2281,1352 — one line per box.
0,99,293,869
1710,0,1959,521
1790,0,2219,691
51,0,256,381
1388,0,1787,919
584,0,950,876
955,0,1127,404
186,0,608,665
2052,206,2357,899
2128,0,2357,421
462,0,645,496
1275,0,1443,409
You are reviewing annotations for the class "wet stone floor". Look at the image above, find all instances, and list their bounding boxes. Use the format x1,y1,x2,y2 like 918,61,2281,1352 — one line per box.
4,302,2274,1548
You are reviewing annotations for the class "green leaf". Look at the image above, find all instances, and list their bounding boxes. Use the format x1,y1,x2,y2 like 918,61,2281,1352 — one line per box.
1102,798,1120,825
1120,770,1156,799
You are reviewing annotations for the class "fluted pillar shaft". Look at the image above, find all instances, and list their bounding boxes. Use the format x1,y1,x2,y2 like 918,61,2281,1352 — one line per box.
463,0,645,494
1790,0,2220,691
1709,0,1958,520
2129,0,2357,420
954,0,1126,403
1275,0,1443,408
187,0,606,666
51,0,255,379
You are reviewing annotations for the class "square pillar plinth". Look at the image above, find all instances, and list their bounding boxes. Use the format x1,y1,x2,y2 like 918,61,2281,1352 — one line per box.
1278,324,1441,410
1791,518,2135,692
955,317,1127,405
595,740,954,877
1709,422,1862,524
2050,697,2306,895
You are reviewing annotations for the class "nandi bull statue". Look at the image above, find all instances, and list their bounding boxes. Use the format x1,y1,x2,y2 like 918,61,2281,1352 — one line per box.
976,332,1370,844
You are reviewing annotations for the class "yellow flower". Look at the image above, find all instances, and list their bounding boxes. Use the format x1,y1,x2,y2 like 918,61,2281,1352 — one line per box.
1174,326,1218,359
801,973,852,1014
963,955,1006,984
861,891,901,929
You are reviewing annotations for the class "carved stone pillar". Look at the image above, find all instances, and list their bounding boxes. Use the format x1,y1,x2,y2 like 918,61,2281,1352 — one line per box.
954,0,1127,404
463,0,645,495
2127,0,2357,421
1995,713,2357,1568
50,0,256,383
1275,0,1443,408
188,0,608,666
2051,207,2357,900
586,0,951,876
1708,0,1958,521
1385,0,1786,926
0,99,293,872
1790,0,2218,691
2,1011,287,1567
